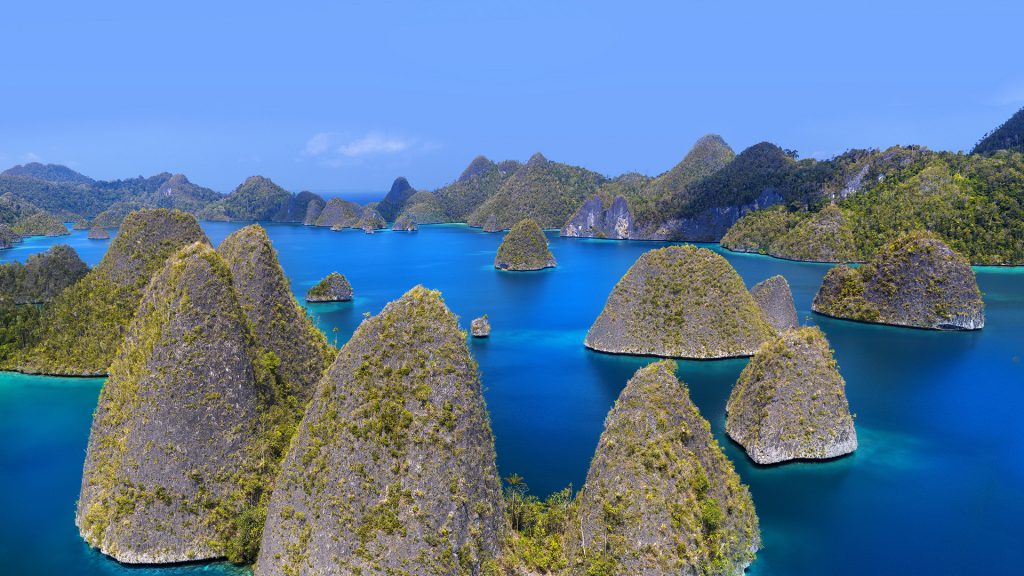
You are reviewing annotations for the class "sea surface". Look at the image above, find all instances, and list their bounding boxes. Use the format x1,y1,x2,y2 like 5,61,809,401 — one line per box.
2,223,1022,575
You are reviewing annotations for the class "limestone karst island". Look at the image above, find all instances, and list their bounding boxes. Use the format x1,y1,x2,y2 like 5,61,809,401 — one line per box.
2,3,1023,576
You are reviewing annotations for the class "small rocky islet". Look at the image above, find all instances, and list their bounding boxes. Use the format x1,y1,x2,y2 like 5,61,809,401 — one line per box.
726,326,858,465
585,245,775,358
305,272,353,302
87,225,110,240
471,314,491,337
812,231,985,330
494,217,557,271
572,360,760,575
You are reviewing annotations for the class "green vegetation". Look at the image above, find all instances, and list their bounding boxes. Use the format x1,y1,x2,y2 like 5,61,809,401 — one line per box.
723,149,1024,265
571,360,759,575
198,176,292,221
724,204,856,262
812,231,985,330
0,245,88,304
469,154,606,229
726,326,857,464
493,476,574,574
10,211,68,237
0,168,219,220
4,209,207,375
494,218,557,271
586,245,774,358
974,106,1024,155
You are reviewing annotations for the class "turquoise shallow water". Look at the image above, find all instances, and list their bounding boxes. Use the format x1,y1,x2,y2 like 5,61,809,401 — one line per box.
2,223,1022,575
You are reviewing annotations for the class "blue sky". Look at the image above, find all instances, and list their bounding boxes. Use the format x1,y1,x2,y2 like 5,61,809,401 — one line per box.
1,0,1022,199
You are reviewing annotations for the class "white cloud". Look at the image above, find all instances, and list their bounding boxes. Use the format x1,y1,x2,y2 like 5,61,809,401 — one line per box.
22,152,41,163
337,133,409,157
302,131,419,166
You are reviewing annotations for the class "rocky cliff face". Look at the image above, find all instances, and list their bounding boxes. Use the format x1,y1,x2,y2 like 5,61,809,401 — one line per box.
305,271,353,302
218,224,334,407
5,209,208,375
571,360,759,575
255,286,503,576
76,243,264,564
560,195,633,239
494,218,557,271
750,275,799,331
483,214,500,232
586,246,775,358
641,188,784,242
812,232,985,330
726,327,857,464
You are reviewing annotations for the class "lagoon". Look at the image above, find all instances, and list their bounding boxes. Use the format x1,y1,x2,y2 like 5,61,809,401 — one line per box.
1,223,1022,575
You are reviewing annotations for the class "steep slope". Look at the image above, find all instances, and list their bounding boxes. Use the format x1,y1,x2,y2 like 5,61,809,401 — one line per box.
586,246,775,358
634,134,736,224
76,243,264,564
218,225,334,407
727,327,857,464
973,107,1024,155
256,286,503,576
494,218,557,270
468,153,606,229
571,360,759,575
375,177,416,222
812,231,984,330
5,209,208,375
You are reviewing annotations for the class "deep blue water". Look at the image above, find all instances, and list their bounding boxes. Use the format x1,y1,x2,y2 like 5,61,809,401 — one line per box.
2,223,1022,575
